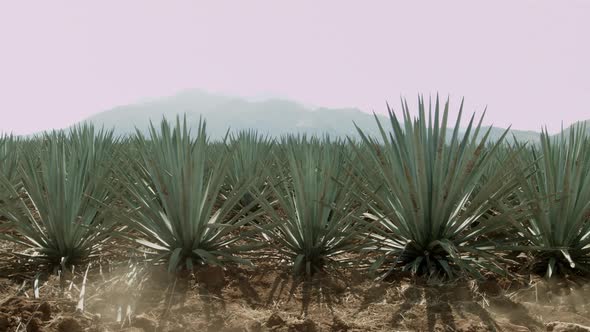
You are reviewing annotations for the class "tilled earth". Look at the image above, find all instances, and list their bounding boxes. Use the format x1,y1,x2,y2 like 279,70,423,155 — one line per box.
1,262,590,332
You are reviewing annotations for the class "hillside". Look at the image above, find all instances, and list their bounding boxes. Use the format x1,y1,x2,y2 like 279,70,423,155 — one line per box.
83,90,386,140
80,90,581,143
560,120,590,138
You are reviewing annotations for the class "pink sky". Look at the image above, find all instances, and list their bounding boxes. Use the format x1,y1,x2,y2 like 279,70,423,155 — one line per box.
0,0,588,135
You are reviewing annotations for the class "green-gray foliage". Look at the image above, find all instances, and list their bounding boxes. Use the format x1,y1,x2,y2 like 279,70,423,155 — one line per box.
507,124,590,277
117,117,262,273
226,130,274,209
0,125,119,268
0,135,19,184
258,136,372,276
354,97,526,279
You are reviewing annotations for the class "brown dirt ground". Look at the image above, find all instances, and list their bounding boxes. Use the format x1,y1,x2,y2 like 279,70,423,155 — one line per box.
1,238,590,332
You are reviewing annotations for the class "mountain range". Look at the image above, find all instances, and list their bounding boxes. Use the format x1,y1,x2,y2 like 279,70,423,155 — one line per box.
81,90,587,143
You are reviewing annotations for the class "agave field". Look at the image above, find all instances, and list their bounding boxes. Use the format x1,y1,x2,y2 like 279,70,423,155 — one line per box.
1,98,590,332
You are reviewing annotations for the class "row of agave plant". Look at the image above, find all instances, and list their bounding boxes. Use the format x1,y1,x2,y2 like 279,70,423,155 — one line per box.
0,97,589,281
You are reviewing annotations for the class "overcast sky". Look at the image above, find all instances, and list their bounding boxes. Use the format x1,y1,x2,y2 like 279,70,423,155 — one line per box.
0,1,588,135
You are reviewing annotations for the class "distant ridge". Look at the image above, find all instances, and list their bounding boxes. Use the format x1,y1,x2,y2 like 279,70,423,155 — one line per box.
81,89,384,140
77,89,586,143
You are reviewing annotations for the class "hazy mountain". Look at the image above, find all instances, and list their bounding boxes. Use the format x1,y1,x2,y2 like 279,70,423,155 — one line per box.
82,89,384,139
559,120,590,138
80,89,585,143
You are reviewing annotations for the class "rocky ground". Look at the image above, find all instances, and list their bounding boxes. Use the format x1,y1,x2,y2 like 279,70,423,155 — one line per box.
1,260,590,332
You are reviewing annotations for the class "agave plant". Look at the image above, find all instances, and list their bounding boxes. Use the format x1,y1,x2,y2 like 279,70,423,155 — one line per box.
258,136,372,276
117,117,263,273
0,134,19,184
226,130,274,209
353,96,527,279
507,124,590,277
0,125,119,268
0,135,20,225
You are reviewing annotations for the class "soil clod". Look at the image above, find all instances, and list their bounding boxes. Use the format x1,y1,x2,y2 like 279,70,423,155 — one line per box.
38,302,51,321
288,318,318,332
266,312,286,328
133,314,158,331
196,265,226,293
546,322,590,332
56,317,83,332
331,316,349,332
0,313,10,332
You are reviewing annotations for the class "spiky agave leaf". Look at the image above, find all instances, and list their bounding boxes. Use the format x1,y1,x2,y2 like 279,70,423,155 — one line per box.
353,96,526,279
117,116,263,273
507,124,590,278
226,130,274,209
258,135,374,276
0,134,20,227
0,125,119,268
0,134,19,184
